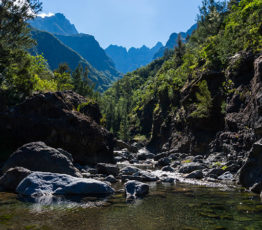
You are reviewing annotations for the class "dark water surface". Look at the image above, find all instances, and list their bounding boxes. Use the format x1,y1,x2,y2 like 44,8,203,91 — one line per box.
0,183,262,230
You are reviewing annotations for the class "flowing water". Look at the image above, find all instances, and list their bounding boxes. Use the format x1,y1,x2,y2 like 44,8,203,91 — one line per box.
1,182,262,230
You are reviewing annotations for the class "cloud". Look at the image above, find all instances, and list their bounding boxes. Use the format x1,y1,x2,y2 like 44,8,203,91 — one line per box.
37,13,54,18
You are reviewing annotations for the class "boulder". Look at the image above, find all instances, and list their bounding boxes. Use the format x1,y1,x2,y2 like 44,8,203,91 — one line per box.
186,170,203,179
207,168,225,178
154,152,168,161
0,91,114,165
115,140,138,153
16,172,114,197
120,166,141,175
161,177,175,183
122,170,158,182
238,139,262,189
179,162,205,174
0,167,31,192
125,180,149,200
137,149,155,161
218,171,234,181
2,142,82,177
105,175,117,183
156,157,171,167
96,163,119,176
161,166,175,172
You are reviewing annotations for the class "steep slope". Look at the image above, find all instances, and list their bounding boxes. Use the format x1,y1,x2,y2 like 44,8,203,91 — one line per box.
101,0,262,188
105,42,163,74
154,24,197,59
28,13,78,36
30,29,114,91
55,33,121,82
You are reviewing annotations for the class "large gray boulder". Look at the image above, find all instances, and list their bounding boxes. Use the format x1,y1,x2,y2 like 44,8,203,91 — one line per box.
17,172,114,197
125,180,149,200
2,142,82,177
0,167,31,192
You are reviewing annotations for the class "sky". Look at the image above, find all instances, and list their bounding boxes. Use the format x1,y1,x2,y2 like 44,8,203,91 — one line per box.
40,0,203,49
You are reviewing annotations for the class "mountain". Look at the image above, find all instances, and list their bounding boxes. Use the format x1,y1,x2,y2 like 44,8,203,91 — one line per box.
30,29,116,91
105,42,163,74
154,24,197,59
28,13,121,90
29,13,78,36
55,34,121,82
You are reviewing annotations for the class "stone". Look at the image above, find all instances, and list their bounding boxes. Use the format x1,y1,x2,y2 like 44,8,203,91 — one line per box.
16,172,114,197
161,177,175,183
121,170,158,182
0,91,114,165
156,157,171,167
2,142,82,177
154,152,168,161
0,167,31,192
179,162,205,174
96,163,119,176
105,175,117,183
186,170,203,179
137,148,155,160
218,172,234,181
125,180,149,200
207,168,225,178
120,166,141,175
161,166,175,172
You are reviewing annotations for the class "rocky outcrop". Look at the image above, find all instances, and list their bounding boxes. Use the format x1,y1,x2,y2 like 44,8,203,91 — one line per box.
0,167,31,192
238,139,262,190
17,172,114,197
0,91,114,165
2,142,82,177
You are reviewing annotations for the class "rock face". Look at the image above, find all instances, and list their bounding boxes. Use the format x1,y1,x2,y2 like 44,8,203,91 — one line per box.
124,180,149,200
17,172,114,197
0,91,114,165
0,167,31,192
2,142,82,177
238,139,262,190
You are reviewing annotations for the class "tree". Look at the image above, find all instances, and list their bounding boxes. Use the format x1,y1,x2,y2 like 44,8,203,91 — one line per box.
174,34,186,67
72,64,94,97
0,0,42,102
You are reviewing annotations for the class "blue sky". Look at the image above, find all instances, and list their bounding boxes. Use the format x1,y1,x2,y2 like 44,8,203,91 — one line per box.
40,0,203,49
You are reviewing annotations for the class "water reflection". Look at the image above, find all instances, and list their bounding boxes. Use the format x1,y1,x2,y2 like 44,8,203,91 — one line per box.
0,183,262,230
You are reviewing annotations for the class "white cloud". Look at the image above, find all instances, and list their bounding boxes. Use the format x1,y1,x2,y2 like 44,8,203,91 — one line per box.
37,13,54,18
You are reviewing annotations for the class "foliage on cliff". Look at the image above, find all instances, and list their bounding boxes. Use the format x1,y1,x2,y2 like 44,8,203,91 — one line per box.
101,0,262,141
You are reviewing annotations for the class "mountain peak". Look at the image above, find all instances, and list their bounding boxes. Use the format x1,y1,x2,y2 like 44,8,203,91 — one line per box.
29,12,78,36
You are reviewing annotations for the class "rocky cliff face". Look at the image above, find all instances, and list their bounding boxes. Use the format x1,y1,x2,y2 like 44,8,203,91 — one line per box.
0,91,114,165
132,52,261,189
148,52,261,157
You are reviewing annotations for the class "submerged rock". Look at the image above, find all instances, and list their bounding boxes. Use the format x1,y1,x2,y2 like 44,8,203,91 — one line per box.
105,175,117,183
2,142,82,177
125,180,149,200
16,172,114,197
0,167,31,192
161,166,175,172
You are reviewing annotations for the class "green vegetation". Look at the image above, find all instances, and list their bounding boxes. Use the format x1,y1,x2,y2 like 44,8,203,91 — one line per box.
0,0,97,106
101,0,262,140
190,80,212,119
